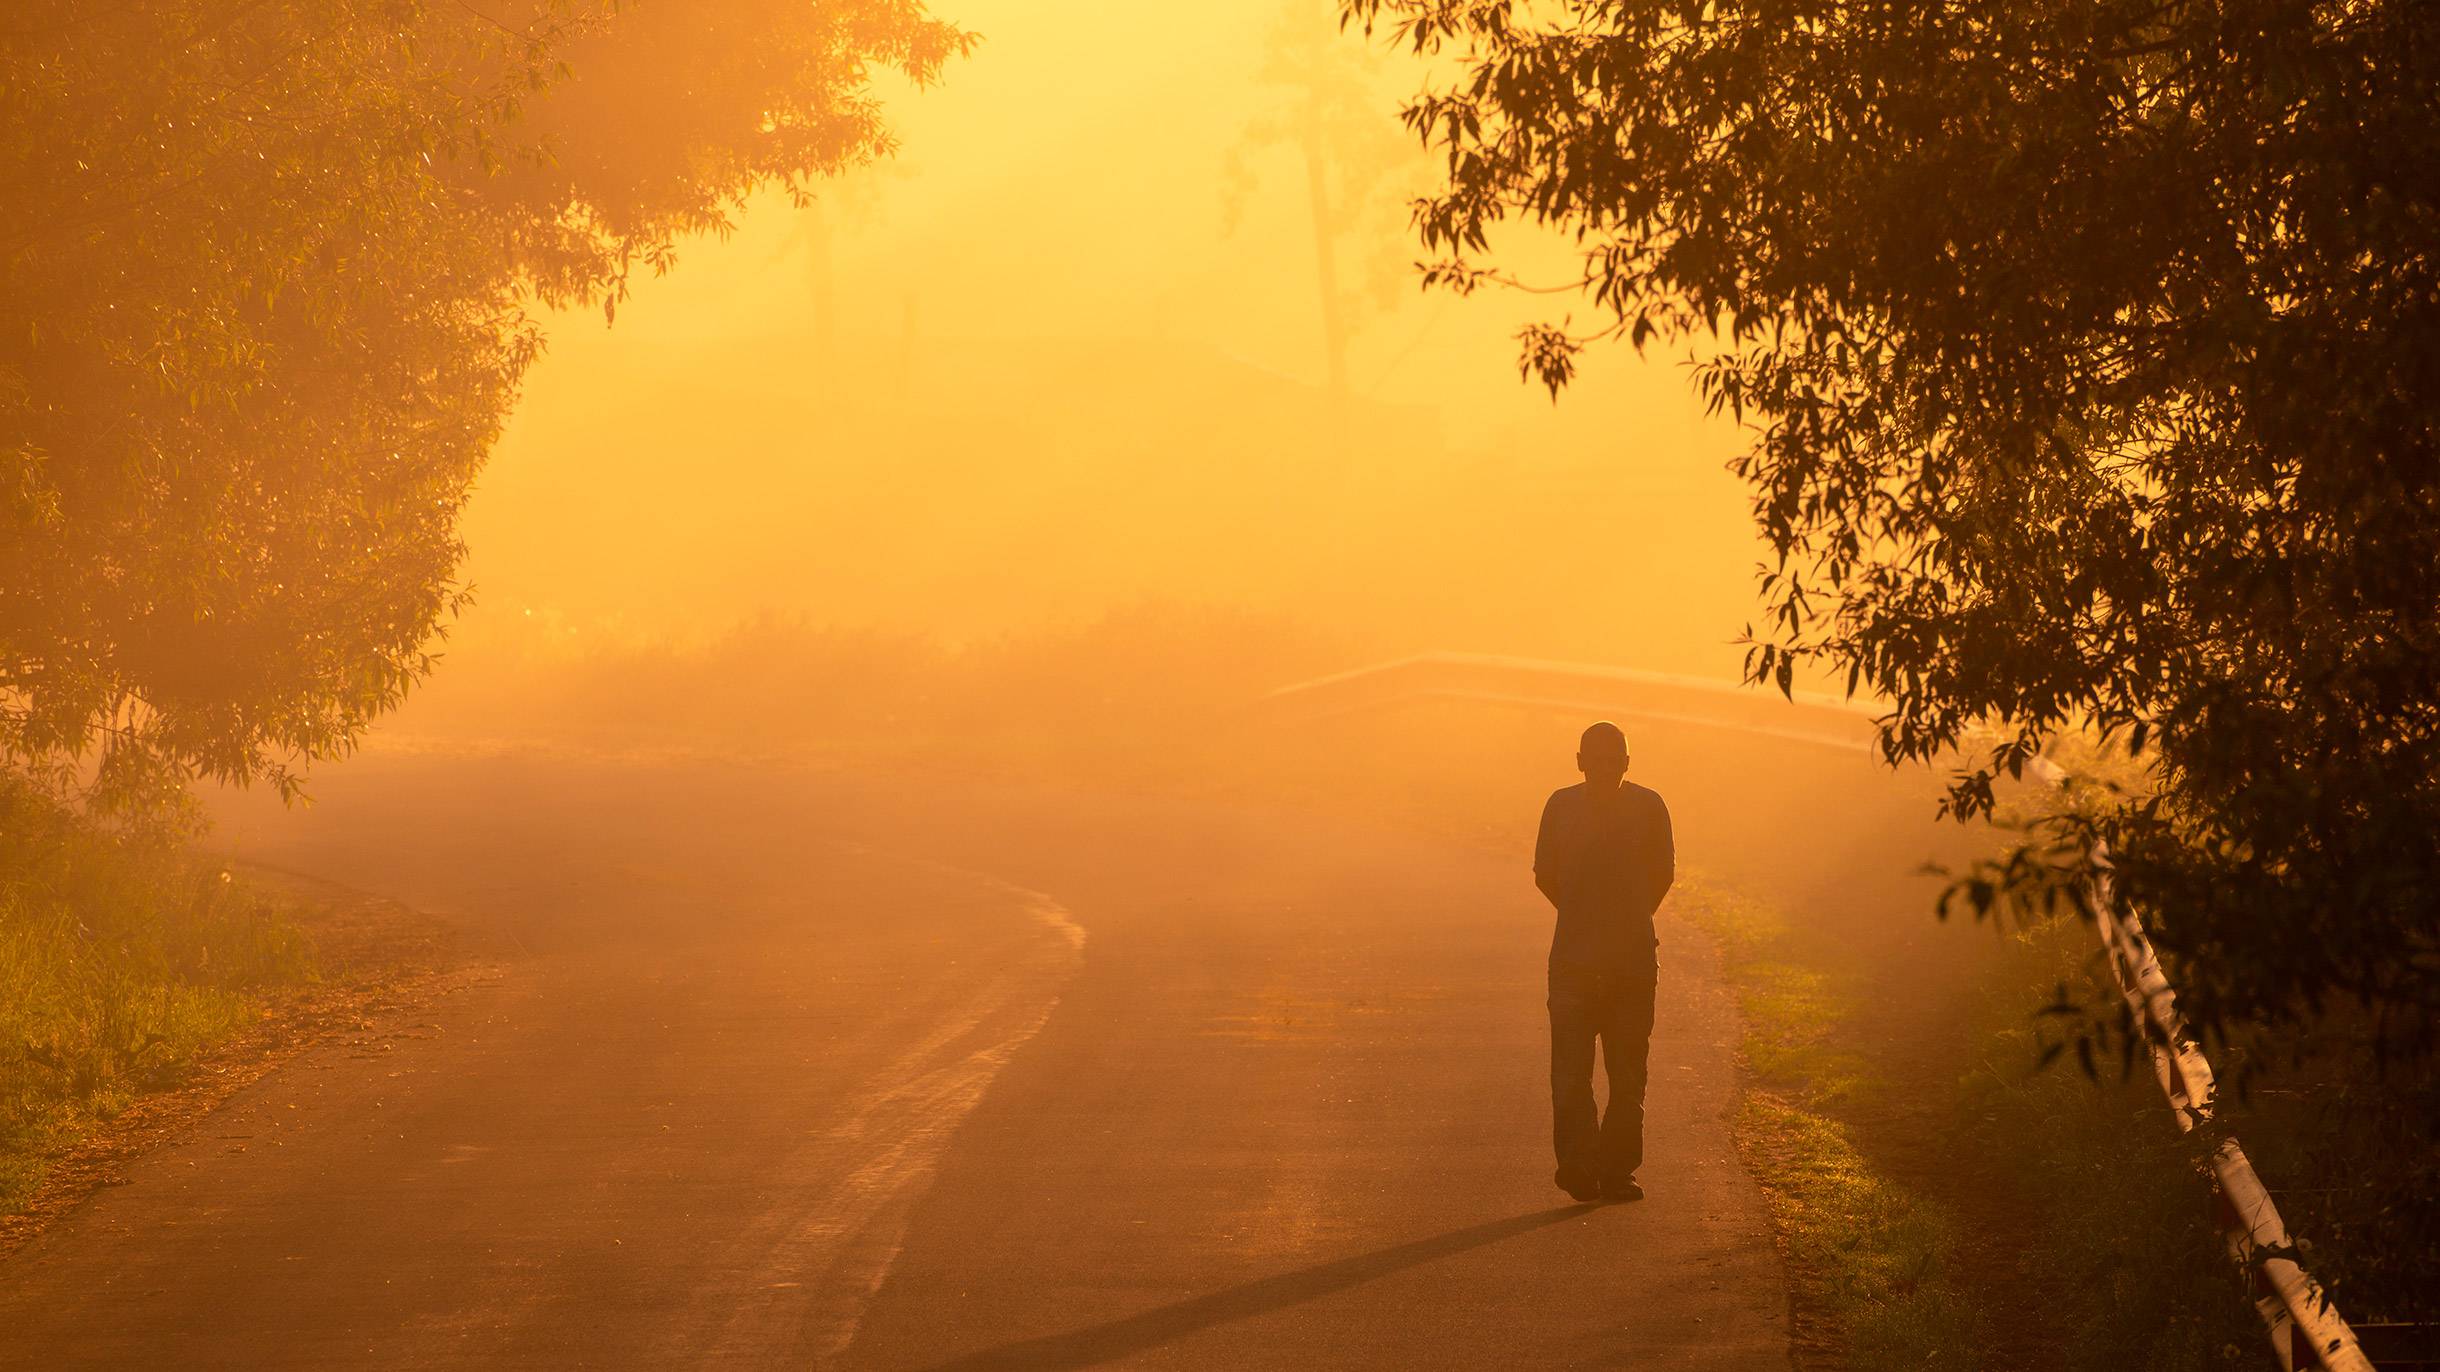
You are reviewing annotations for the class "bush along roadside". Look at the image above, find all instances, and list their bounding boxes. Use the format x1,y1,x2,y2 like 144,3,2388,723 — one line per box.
1954,914,2296,1372
0,778,312,1215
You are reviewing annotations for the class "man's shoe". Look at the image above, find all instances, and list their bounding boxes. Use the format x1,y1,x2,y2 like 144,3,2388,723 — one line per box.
1603,1176,1645,1203
1555,1168,1602,1203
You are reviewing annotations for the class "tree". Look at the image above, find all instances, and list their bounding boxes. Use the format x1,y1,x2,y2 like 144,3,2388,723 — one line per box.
0,0,966,815
1225,0,1418,401
1348,0,2440,1057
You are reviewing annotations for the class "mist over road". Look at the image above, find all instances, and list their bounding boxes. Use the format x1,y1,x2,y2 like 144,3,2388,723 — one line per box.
0,741,1948,1368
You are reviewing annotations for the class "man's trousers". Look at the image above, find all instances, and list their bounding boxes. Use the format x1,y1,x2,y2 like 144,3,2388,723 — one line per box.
1548,956,1658,1190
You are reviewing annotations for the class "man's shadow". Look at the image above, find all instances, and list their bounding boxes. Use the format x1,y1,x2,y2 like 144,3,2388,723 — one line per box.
912,1203,1602,1371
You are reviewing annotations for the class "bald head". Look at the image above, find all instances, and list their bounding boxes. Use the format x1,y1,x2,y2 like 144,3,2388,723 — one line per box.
1577,721,1629,789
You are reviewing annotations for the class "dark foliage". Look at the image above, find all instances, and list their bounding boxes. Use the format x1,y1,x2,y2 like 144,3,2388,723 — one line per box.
0,0,966,815
1349,0,2440,1059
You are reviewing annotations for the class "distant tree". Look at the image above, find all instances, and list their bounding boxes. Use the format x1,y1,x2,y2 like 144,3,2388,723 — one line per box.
1349,0,2440,1057
1225,0,1418,400
791,165,901,361
0,0,966,816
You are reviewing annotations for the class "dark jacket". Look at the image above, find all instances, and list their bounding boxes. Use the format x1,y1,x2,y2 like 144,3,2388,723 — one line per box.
1534,781,1675,968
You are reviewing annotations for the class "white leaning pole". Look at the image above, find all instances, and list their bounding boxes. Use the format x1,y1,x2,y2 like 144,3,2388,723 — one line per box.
2024,756,2369,1372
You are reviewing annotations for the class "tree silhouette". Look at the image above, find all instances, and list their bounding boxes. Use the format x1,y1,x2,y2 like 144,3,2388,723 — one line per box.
0,0,966,816
1225,0,1415,401
1351,0,2440,1057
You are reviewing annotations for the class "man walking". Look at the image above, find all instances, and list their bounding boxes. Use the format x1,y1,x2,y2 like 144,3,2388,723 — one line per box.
1534,721,1675,1203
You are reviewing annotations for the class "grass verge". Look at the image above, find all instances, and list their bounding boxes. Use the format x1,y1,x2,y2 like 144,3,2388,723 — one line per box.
1674,874,1986,1370
0,780,313,1217
1681,867,2261,1371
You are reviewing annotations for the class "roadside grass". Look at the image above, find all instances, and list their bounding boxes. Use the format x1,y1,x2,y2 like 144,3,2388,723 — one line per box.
1674,874,1986,1370
1681,869,2264,1371
0,780,311,1215
1953,915,2293,1371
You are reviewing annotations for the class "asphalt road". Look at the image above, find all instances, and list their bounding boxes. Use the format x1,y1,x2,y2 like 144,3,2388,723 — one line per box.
0,750,1809,1370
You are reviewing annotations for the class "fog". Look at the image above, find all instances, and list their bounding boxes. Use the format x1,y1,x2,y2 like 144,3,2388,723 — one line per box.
399,0,1767,746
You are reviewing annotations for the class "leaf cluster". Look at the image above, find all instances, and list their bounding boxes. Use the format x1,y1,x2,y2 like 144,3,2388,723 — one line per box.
0,0,966,816
1349,0,2440,1056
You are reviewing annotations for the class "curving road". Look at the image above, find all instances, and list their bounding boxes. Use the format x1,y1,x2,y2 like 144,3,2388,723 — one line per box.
0,732,1964,1369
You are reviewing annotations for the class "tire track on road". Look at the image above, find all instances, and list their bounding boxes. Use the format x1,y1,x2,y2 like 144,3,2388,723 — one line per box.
691,875,1088,1367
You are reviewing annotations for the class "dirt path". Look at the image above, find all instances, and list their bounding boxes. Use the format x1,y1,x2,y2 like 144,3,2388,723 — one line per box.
0,752,1787,1369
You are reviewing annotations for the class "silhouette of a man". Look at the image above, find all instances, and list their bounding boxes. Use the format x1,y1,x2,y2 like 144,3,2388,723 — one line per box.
1534,721,1674,1203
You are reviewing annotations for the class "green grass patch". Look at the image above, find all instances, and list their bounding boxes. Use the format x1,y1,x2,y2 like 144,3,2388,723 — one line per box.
1738,1091,1983,1368
0,779,312,1214
1683,874,2264,1369
1674,874,1985,1370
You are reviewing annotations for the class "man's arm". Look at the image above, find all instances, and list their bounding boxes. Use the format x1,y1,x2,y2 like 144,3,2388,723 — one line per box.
1648,794,1677,910
1533,791,1565,908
